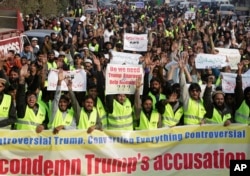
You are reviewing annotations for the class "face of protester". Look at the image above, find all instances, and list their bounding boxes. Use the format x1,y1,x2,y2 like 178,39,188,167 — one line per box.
27,94,37,108
142,99,153,113
59,98,69,112
24,45,31,52
88,88,98,99
84,62,93,71
9,71,19,82
116,94,126,104
213,94,225,108
30,63,37,73
150,81,161,95
83,98,94,111
189,89,201,101
48,53,55,62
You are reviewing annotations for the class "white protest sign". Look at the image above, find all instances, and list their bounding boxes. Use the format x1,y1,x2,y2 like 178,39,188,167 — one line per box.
47,69,87,91
110,50,141,65
195,54,228,69
221,72,250,93
215,48,241,70
185,11,196,20
105,64,144,95
135,2,144,8
244,69,250,75
80,15,86,22
123,33,148,52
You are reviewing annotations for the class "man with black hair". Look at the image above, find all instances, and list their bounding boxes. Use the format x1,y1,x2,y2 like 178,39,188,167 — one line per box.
134,78,162,130
179,60,206,125
15,64,48,132
157,83,184,127
50,69,76,134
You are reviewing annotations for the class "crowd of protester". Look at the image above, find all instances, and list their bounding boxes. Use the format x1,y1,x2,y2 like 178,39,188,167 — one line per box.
0,1,250,134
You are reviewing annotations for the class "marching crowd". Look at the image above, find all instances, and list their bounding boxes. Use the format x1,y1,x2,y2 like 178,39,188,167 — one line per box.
0,2,250,134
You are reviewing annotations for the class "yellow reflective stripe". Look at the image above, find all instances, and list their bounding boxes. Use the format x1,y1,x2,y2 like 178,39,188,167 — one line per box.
108,114,132,120
17,119,40,126
235,112,249,119
108,122,133,128
163,116,179,123
185,115,201,120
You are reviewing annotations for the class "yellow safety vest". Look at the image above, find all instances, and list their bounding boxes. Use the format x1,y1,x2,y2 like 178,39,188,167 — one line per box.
165,29,174,38
0,94,12,129
235,100,250,124
148,92,166,110
96,98,107,129
184,99,206,125
162,103,183,127
16,105,46,130
53,26,61,32
50,109,74,129
88,43,99,52
78,107,98,129
135,110,159,130
38,100,52,127
47,61,57,70
108,99,133,130
205,108,231,124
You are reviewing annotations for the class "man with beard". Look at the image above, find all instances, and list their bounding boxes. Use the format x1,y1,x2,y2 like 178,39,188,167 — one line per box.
145,77,166,110
203,76,231,126
106,93,133,131
8,66,20,89
179,60,206,125
157,83,184,127
103,24,114,43
134,78,162,130
68,81,102,133
234,62,250,124
15,64,48,132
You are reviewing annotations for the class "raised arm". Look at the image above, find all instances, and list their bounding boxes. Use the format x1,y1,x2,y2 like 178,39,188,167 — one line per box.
16,64,29,118
134,77,143,120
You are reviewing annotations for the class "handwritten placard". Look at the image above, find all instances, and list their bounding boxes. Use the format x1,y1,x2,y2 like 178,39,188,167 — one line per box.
185,11,196,20
123,33,148,52
195,54,228,69
47,69,87,91
110,50,141,65
221,72,250,93
215,48,241,70
105,64,144,95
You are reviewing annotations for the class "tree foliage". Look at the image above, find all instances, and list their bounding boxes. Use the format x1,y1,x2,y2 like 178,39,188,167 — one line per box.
0,0,69,18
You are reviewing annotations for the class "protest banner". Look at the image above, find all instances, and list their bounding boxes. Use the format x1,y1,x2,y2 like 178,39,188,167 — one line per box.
134,1,144,8
195,53,228,69
215,48,241,70
110,50,141,65
47,69,87,91
185,11,196,19
123,33,148,52
0,125,249,176
221,72,250,93
105,64,144,95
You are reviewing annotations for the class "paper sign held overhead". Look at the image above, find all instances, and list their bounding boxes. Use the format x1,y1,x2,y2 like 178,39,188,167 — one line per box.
105,64,144,95
123,33,148,52
195,53,228,69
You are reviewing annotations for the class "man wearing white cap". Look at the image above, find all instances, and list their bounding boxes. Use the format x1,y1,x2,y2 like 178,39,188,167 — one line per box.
53,21,61,32
31,37,39,60
203,75,232,126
